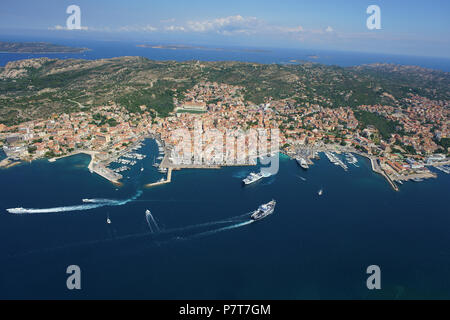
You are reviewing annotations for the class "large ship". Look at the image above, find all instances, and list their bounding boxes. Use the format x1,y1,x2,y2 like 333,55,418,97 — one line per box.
296,157,309,170
251,200,276,221
242,171,271,185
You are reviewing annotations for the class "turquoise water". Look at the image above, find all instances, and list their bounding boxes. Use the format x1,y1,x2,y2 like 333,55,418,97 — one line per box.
0,139,449,299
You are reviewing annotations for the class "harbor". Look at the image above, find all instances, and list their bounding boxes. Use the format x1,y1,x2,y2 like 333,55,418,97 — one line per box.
48,150,123,185
27,135,449,191
142,138,447,191
287,143,448,191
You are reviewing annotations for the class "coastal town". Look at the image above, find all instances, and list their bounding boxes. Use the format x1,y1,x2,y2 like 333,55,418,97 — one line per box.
0,80,449,190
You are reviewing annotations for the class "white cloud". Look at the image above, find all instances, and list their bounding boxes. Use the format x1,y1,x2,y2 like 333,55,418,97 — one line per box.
181,15,308,37
48,24,89,31
165,25,186,32
47,15,337,41
51,25,65,30
118,25,158,32
277,26,304,33
185,15,262,35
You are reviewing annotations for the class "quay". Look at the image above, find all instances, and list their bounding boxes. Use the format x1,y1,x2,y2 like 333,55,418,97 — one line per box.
49,150,123,185
145,168,173,188
369,157,399,191
0,158,21,169
293,144,400,191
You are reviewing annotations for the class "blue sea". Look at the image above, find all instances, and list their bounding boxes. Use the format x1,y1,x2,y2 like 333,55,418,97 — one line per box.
0,139,449,299
0,37,450,72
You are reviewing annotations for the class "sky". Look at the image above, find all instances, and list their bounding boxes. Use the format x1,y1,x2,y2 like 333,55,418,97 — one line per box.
0,0,449,58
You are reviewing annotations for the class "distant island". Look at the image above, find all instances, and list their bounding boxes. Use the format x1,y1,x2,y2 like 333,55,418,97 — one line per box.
0,41,90,54
137,44,269,53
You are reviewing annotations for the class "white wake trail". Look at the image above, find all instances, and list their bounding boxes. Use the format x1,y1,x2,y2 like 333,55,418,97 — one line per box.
145,211,155,233
6,203,107,214
148,213,160,232
82,198,115,204
6,190,143,215
158,211,251,235
183,220,255,240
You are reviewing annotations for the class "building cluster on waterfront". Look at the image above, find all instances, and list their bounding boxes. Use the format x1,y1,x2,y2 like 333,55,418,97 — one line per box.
0,82,448,184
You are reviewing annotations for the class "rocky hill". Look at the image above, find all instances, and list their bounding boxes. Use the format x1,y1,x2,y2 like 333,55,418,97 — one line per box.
0,56,448,125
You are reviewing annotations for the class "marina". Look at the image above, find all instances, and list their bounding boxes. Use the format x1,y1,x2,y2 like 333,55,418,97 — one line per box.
435,165,450,174
44,137,445,193
324,151,348,171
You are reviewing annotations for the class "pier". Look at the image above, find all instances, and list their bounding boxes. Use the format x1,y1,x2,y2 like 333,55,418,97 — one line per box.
296,144,401,192
49,150,123,185
145,168,173,188
369,157,399,191
0,158,20,169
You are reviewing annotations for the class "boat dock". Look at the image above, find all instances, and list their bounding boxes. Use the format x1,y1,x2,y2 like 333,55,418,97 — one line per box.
145,168,173,188
49,150,123,185
369,157,399,191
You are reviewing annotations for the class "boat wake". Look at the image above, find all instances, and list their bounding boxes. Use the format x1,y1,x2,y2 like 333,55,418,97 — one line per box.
12,209,256,257
232,170,251,179
82,198,114,203
150,210,252,236
6,190,143,215
181,220,255,240
145,210,160,233
261,176,276,186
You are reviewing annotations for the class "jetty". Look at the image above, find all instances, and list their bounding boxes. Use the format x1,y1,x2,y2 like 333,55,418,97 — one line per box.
49,150,122,185
369,157,399,191
0,158,20,169
145,168,173,188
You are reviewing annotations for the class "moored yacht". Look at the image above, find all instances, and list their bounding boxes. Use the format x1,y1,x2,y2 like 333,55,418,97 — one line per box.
296,157,309,169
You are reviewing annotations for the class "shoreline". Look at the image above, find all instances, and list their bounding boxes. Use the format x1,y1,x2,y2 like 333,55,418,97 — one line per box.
49,150,123,185
289,144,404,191
0,49,91,54
0,158,21,169
145,138,434,191
4,137,445,191
368,156,399,191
